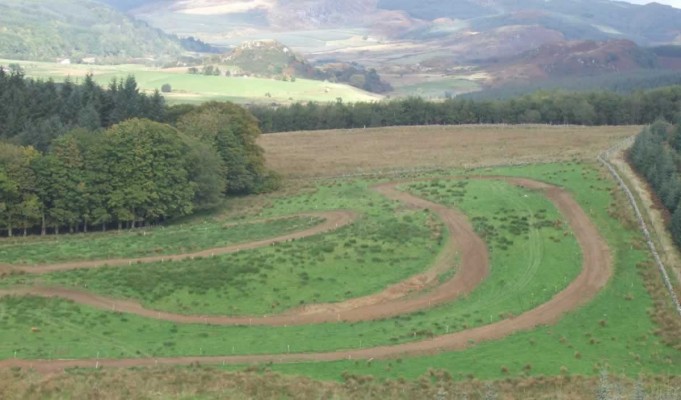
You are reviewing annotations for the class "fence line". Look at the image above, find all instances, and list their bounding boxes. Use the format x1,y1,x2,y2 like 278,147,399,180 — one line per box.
598,137,681,317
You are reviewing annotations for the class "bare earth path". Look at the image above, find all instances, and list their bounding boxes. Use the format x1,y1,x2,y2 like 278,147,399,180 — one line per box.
0,177,612,373
0,211,357,275
0,181,489,325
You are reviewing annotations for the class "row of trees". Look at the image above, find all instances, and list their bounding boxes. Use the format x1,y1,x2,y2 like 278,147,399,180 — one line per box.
251,86,681,133
0,102,277,237
629,120,681,248
0,67,165,150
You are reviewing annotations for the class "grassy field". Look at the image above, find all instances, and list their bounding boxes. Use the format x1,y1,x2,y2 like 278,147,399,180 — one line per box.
2,366,680,400
258,125,640,178
0,215,321,265
388,75,483,99
0,58,382,105
268,163,681,380
0,125,678,389
10,184,444,315
0,175,581,359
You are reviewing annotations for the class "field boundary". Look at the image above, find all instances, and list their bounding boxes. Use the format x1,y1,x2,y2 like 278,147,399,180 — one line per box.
598,138,681,317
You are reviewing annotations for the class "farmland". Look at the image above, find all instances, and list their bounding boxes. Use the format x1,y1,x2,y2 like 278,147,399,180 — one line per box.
0,125,679,398
0,58,382,105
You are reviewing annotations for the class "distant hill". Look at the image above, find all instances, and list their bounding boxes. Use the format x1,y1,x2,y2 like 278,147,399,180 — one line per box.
118,0,681,72
205,40,392,94
0,0,186,62
488,39,662,85
224,40,316,78
124,0,681,46
77,0,681,97
379,0,681,45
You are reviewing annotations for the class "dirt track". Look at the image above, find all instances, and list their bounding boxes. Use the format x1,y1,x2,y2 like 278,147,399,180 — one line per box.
0,181,489,325
0,177,612,373
0,211,357,275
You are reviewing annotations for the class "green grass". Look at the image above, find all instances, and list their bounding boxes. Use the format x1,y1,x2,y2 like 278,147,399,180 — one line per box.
0,215,322,265
3,179,445,315
390,76,481,99
406,178,580,314
0,58,382,105
0,175,581,358
265,163,681,380
16,211,441,316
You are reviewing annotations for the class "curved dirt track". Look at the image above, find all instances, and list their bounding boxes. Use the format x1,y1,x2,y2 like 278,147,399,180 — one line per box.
0,177,612,373
0,181,489,325
0,211,357,275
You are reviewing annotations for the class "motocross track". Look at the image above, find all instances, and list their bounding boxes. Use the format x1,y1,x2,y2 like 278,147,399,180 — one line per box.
0,180,489,325
0,177,612,373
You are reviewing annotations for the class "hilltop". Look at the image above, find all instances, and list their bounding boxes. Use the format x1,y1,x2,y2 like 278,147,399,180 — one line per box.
223,40,316,78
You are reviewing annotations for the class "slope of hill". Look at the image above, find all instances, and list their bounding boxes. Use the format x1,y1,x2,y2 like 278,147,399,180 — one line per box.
224,40,316,78
205,39,392,93
488,39,660,85
380,0,681,45
119,0,681,72
123,0,681,46
87,0,681,96
0,0,184,62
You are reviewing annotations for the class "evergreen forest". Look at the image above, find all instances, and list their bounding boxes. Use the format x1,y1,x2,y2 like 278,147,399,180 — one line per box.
250,86,681,133
629,120,681,248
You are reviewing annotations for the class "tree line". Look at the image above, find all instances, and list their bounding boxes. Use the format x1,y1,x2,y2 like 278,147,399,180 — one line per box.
250,85,681,133
0,94,277,237
0,66,166,151
629,120,681,248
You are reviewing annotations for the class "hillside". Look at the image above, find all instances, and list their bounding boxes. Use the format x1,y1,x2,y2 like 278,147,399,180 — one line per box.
224,40,316,78
124,0,681,48
9,0,675,96
488,39,661,85
380,0,681,45
0,0,184,62
203,39,392,93
110,0,681,95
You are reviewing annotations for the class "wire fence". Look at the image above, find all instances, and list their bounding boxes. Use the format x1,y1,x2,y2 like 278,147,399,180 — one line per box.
598,137,681,317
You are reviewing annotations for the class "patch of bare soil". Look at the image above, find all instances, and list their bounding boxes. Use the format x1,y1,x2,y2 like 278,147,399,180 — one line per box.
258,125,639,178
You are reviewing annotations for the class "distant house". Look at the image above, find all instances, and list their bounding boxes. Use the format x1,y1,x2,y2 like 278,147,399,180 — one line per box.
59,59,71,65
82,57,96,64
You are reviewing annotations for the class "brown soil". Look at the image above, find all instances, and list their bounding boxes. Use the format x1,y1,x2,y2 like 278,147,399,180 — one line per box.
0,177,612,373
258,125,639,179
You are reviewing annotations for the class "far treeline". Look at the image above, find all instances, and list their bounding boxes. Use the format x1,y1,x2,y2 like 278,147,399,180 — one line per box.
0,69,277,237
250,85,681,133
629,120,681,249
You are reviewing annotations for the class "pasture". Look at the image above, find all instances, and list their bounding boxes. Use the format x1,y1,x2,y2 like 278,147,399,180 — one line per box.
0,125,678,391
0,58,381,105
